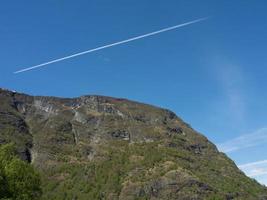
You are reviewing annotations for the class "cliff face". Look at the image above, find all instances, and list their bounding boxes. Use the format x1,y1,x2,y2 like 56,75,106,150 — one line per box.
0,88,266,200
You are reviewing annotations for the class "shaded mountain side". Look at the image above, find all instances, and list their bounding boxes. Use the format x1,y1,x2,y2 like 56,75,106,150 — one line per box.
0,88,266,200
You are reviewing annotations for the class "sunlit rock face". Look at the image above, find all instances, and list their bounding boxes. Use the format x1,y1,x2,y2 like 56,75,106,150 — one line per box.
0,88,267,200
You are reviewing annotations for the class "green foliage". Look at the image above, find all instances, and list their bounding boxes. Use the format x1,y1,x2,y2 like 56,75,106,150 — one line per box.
38,139,267,199
0,143,16,166
0,144,42,200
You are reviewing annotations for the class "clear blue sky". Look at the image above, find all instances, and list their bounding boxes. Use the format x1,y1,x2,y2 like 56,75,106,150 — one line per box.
1,0,267,185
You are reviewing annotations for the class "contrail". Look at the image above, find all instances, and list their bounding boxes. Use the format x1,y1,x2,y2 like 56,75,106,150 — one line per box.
14,17,208,74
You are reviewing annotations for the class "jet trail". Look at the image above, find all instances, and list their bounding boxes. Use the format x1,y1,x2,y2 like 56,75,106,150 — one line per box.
14,17,208,74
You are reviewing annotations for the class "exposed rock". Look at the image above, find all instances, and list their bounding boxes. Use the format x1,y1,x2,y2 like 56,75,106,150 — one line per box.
110,130,130,140
187,144,207,154
167,126,183,134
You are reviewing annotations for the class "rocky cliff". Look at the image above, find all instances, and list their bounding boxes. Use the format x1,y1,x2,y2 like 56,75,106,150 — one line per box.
0,88,266,200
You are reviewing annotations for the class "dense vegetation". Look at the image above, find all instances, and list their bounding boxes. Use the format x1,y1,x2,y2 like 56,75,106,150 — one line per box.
0,144,41,200
39,140,267,200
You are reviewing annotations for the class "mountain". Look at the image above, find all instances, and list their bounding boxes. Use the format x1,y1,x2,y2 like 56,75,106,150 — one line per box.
0,88,266,200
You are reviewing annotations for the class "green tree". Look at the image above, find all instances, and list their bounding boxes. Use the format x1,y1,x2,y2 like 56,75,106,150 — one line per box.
0,144,42,200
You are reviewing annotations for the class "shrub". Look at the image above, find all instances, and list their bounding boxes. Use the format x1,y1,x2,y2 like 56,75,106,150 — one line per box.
0,144,42,200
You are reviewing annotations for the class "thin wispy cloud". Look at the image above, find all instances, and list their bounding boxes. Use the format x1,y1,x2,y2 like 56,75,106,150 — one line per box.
217,128,267,153
14,17,208,74
215,63,246,124
238,160,267,186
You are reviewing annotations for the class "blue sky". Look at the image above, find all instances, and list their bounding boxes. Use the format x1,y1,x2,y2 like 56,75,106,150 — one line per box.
1,0,267,185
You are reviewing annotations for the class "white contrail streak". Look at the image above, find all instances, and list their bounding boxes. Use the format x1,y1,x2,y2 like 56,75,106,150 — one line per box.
14,17,208,74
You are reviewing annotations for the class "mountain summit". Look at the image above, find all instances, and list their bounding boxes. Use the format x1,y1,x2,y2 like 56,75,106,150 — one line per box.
0,88,266,200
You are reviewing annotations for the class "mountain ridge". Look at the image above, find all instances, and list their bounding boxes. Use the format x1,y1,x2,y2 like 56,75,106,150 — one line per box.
0,87,266,200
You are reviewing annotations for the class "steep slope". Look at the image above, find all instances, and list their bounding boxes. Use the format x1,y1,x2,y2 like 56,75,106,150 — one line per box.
0,88,266,200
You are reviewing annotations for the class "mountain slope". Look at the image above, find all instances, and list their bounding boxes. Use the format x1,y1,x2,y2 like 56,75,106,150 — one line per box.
0,88,266,200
